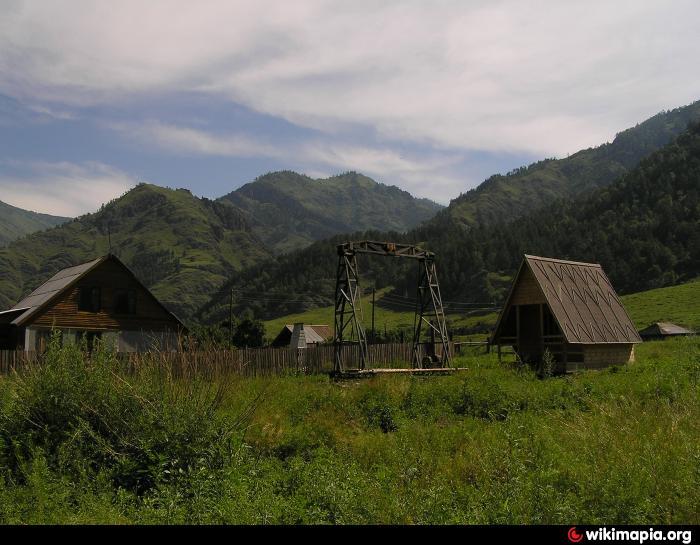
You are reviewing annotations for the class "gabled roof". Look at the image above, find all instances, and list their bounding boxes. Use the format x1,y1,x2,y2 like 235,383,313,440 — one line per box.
4,254,185,328
272,324,332,346
493,255,641,344
282,324,332,344
9,257,104,325
639,322,693,337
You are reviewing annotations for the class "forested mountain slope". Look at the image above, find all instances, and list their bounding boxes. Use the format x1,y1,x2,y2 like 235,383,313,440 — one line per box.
0,184,271,319
431,100,700,229
198,120,700,325
219,170,442,253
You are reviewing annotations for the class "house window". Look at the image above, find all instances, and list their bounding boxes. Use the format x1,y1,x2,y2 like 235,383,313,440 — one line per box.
78,287,101,312
114,289,137,315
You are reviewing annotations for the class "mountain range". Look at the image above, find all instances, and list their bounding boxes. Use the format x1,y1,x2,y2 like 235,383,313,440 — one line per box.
220,171,442,253
432,100,700,229
1,99,698,325
198,103,700,325
0,173,441,317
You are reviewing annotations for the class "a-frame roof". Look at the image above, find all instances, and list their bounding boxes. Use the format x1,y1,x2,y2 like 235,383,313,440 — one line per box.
3,254,185,328
492,255,641,344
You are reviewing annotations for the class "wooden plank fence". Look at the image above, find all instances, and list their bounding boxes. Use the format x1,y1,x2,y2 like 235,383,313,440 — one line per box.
0,341,489,378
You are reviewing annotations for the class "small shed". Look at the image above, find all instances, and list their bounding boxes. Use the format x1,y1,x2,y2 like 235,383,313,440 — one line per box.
491,255,641,372
639,322,693,341
270,323,332,348
0,254,186,352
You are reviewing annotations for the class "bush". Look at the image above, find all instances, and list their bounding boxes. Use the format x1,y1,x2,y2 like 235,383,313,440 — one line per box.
357,388,399,433
0,333,236,495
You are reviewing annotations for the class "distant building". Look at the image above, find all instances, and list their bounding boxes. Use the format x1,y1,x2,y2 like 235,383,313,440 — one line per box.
638,322,693,341
491,255,642,372
0,254,185,352
270,323,332,348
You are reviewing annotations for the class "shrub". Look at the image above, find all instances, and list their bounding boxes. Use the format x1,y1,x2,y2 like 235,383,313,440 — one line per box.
0,334,236,495
357,387,398,433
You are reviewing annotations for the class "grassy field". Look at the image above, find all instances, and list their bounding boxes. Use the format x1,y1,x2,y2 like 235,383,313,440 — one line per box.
264,277,700,341
0,335,698,524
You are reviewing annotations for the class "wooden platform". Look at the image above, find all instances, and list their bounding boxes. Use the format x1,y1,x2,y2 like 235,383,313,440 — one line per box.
330,367,468,379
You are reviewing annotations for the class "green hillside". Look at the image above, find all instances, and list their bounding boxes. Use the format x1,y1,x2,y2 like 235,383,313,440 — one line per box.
433,100,700,229
622,278,700,330
0,199,70,246
219,171,442,253
0,184,271,320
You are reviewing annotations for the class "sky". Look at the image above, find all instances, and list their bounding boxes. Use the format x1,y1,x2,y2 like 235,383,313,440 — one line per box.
0,0,699,216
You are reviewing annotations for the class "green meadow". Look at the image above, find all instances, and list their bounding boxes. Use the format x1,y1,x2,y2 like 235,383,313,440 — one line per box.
0,278,697,524
0,334,697,524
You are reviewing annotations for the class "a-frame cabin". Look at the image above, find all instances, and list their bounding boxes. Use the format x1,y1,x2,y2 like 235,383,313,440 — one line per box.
491,255,641,372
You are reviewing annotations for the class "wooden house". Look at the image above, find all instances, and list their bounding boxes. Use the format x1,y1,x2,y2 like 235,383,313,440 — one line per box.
270,323,332,348
0,254,185,352
491,255,641,372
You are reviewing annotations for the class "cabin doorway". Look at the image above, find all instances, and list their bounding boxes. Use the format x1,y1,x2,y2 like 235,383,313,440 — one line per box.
517,304,542,363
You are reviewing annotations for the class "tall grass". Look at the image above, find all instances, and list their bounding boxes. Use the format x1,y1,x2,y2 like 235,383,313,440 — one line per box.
0,336,697,524
0,334,248,523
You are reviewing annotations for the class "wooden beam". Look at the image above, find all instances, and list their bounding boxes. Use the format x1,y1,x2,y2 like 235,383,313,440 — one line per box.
515,305,520,355
539,303,545,358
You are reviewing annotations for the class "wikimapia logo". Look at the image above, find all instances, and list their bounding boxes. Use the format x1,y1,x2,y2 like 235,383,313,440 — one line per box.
567,527,692,544
569,528,584,542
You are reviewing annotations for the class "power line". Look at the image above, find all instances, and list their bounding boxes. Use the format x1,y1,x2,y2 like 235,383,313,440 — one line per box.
225,288,498,309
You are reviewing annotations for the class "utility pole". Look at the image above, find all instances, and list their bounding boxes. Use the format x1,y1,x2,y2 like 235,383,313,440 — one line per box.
371,287,376,344
229,288,234,349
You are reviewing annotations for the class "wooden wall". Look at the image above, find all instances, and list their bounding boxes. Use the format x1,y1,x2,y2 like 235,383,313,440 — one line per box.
510,266,547,305
30,258,180,332
582,344,634,368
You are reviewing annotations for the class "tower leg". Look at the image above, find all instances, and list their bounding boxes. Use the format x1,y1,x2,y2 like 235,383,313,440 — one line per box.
333,250,369,372
411,258,451,368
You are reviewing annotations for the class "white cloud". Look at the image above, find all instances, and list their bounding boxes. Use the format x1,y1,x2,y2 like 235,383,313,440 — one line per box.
111,120,287,159
1,0,698,160
0,161,137,216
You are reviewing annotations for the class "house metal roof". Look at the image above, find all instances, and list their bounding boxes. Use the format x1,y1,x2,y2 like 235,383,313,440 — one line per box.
3,254,184,328
282,324,332,344
493,254,642,344
8,257,105,326
639,322,693,337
